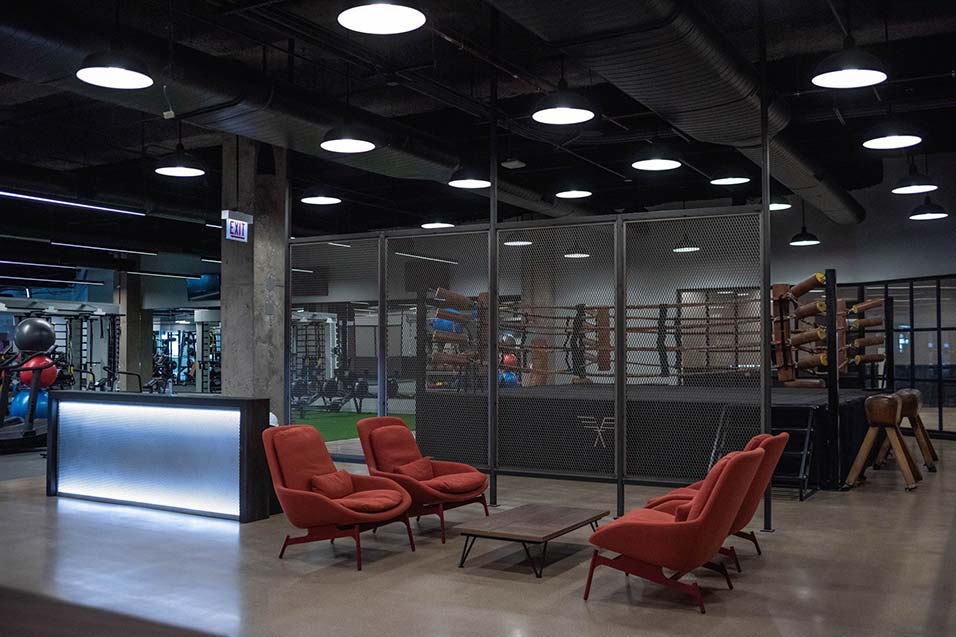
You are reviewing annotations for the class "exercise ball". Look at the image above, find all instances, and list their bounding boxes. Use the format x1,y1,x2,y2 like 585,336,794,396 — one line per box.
20,355,58,388
432,318,462,333
14,318,56,352
9,389,50,420
501,353,518,368
499,332,517,348
498,371,519,387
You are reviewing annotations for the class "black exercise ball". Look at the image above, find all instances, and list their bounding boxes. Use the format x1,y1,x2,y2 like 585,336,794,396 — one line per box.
14,318,56,352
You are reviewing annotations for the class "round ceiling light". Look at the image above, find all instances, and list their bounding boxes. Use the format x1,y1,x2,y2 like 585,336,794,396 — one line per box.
909,196,949,221
891,163,937,195
321,125,376,154
301,193,342,205
337,2,426,35
155,144,205,178
421,222,455,229
811,38,887,89
503,237,533,247
76,50,154,90
672,234,701,253
563,241,589,258
555,189,592,199
863,134,922,150
531,79,596,126
710,176,751,186
632,158,682,171
448,167,490,189
789,227,821,246
769,200,792,211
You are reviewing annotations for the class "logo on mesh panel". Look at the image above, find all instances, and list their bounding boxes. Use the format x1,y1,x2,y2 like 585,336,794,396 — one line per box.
578,416,615,448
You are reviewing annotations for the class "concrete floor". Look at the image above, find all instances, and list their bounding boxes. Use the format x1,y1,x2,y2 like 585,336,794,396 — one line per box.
1,445,955,636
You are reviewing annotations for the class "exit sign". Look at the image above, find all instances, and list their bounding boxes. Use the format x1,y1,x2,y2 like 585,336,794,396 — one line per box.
226,218,248,242
221,209,253,243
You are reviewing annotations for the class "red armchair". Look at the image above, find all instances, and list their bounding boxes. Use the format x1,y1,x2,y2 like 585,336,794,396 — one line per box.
584,448,764,613
263,425,415,570
646,432,789,568
357,416,488,543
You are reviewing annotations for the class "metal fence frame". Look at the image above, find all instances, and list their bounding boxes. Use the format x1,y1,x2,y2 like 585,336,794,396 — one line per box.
288,204,770,519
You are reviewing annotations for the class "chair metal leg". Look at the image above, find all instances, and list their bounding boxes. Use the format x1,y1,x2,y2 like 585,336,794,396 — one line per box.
354,527,362,571
588,553,706,613
279,535,291,559
583,550,599,600
734,530,762,555
437,504,446,544
403,515,416,552
479,493,490,516
702,561,733,590
719,545,741,573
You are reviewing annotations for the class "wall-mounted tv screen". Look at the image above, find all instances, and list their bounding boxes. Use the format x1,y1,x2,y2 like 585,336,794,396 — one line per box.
186,274,221,301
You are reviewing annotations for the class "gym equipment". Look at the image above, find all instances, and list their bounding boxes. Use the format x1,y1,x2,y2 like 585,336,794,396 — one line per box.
498,370,519,387
873,388,938,473
14,317,56,352
316,368,369,413
501,353,518,368
9,390,49,421
19,355,58,388
844,394,921,491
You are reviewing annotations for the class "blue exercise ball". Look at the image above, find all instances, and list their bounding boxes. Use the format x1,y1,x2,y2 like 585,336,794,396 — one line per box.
9,389,50,420
432,318,463,333
498,371,519,387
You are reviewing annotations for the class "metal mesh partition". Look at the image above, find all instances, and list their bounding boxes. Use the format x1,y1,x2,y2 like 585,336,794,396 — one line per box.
624,214,761,483
289,239,380,453
496,224,616,478
386,233,489,468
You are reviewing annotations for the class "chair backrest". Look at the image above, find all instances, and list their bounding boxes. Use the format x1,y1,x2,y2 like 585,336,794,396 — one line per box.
729,432,789,534
744,433,772,452
262,425,336,492
357,416,422,473
684,448,764,568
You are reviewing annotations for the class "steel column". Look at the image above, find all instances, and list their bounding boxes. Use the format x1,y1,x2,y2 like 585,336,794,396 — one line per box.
614,216,627,518
825,268,840,486
758,0,773,532
377,232,388,416
487,7,500,505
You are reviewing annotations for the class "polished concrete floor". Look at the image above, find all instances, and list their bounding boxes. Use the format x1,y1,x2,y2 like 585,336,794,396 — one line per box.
1,443,955,637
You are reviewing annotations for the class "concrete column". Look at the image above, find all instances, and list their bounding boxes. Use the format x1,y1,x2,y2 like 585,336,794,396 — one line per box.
114,272,153,391
220,136,289,421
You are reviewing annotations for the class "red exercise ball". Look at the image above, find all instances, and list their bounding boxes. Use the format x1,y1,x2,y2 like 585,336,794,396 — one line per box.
501,353,519,368
19,356,58,388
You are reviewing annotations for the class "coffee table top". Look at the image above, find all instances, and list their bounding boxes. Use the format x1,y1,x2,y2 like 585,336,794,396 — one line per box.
456,504,609,543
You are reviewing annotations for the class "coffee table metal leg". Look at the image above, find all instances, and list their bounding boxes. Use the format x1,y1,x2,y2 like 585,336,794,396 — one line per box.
459,535,478,568
521,541,548,578
590,521,599,532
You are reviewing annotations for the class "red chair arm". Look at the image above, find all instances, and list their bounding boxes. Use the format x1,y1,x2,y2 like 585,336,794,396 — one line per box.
273,485,354,529
370,469,443,502
429,460,481,476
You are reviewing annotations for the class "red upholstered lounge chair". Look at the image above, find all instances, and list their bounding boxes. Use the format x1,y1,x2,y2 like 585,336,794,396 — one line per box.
584,448,764,613
263,425,415,570
645,432,789,568
357,416,488,543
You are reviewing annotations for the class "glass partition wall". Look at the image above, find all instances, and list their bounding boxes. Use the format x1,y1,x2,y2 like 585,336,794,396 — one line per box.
839,276,956,435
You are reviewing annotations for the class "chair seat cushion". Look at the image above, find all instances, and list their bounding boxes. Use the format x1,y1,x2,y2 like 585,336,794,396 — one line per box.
422,472,486,494
395,456,434,481
336,489,404,513
310,470,354,499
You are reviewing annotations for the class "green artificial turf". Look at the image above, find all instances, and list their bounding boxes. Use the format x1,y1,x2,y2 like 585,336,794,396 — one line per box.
293,410,416,441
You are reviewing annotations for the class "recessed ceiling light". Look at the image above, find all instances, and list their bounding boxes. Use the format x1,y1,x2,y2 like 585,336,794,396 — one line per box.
76,50,153,90
126,271,201,280
421,222,455,229
0,189,144,216
555,189,592,199
632,158,681,171
503,232,532,247
50,241,157,256
337,2,426,35
563,241,589,258
394,252,459,265
672,234,701,253
0,275,103,286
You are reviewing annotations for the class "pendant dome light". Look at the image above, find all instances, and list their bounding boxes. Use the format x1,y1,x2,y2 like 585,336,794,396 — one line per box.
421,221,455,229
76,2,153,89
909,196,949,221
155,121,205,178
710,172,751,186
631,144,682,171
811,4,886,89
531,58,596,126
892,156,938,195
301,187,342,205
862,119,922,150
563,241,589,259
769,197,792,211
448,166,490,189
555,189,592,199
790,202,821,246
322,62,377,154
337,2,426,35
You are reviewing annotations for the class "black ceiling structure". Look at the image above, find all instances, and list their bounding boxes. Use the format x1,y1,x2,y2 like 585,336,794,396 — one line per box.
0,0,953,267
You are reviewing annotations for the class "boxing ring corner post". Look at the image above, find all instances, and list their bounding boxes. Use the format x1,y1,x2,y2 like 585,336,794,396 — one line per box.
825,268,840,488
759,0,774,533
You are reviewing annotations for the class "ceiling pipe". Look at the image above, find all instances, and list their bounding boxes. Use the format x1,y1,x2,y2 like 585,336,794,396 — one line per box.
487,0,866,224
0,4,583,219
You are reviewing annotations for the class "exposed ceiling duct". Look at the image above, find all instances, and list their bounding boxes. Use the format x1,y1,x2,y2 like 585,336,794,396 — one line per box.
487,0,866,224
0,4,585,219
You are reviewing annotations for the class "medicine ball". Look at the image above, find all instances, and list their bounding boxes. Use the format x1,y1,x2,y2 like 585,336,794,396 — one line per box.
14,318,56,352
501,353,518,368
20,355,58,388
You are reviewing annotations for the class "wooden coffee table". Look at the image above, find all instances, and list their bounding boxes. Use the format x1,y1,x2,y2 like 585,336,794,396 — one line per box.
456,504,609,578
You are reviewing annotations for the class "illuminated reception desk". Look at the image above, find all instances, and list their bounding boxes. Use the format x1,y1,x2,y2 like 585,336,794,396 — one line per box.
47,392,271,522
